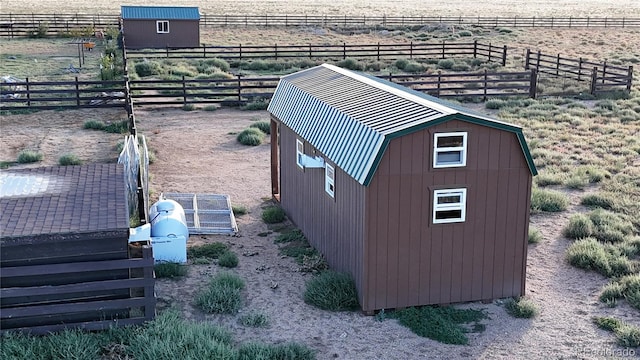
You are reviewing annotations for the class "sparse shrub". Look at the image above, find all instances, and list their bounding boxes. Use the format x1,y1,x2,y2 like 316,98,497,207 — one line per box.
528,226,542,244
182,104,196,111
451,63,471,72
232,205,247,216
485,98,506,109
336,58,364,71
395,58,409,70
83,119,106,130
17,150,43,163
563,214,593,239
403,62,426,73
238,312,270,328
565,175,588,189
304,271,359,311
566,238,636,278
204,105,218,111
154,262,188,279
237,342,315,360
104,120,129,134
275,229,306,244
437,59,455,70
593,316,622,332
187,242,229,259
29,22,49,38
600,274,640,310
581,193,615,210
218,251,239,268
390,306,487,345
262,206,285,224
58,154,82,166
241,100,269,111
504,297,538,318
195,272,245,314
530,188,568,213
202,58,231,72
535,172,565,186
615,323,640,347
135,60,162,77
237,128,265,146
249,121,271,134
458,30,473,37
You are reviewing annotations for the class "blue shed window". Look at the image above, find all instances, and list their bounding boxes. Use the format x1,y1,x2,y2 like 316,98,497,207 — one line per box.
156,20,170,33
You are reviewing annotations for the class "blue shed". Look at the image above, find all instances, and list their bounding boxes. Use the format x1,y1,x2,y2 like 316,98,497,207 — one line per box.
121,6,200,49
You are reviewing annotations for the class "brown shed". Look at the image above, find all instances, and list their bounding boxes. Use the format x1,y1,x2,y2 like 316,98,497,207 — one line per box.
267,64,538,312
121,6,200,49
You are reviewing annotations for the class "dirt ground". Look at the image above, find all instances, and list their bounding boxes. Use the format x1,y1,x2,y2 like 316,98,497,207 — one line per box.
1,107,639,359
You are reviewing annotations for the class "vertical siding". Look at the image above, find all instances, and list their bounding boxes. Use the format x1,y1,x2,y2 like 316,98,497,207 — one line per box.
123,20,199,49
278,123,366,306
364,119,531,311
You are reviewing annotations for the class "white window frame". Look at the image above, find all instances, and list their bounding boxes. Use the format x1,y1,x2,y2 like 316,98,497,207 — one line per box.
325,164,335,198
296,139,304,169
433,188,467,224
156,20,170,34
433,132,467,168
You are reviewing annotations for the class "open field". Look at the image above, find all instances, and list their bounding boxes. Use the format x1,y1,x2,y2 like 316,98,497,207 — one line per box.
4,0,640,18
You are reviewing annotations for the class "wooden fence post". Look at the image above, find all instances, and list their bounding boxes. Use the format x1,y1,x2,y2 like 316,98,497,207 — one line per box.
488,43,492,62
26,77,31,107
441,40,445,59
502,45,507,66
524,49,530,69
239,43,242,61
142,246,156,321
237,75,242,104
483,69,488,101
75,76,80,107
536,50,541,69
590,67,598,95
377,42,380,61
166,45,169,58
578,58,583,81
410,41,413,59
529,68,538,98
275,43,278,61
182,75,187,105
627,66,633,92
437,71,441,97
309,44,312,59
602,60,607,84
343,42,346,59
473,40,478,58
203,45,206,58
556,53,561,76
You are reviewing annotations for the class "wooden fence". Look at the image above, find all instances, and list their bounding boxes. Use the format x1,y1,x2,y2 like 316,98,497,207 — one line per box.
0,78,126,110
0,70,538,110
1,13,639,37
125,41,507,65
0,246,155,334
525,49,633,94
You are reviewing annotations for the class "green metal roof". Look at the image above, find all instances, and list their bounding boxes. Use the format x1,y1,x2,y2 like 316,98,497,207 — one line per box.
121,6,200,20
268,64,537,186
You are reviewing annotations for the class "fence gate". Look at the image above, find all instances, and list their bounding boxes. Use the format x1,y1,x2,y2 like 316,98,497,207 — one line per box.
162,193,238,235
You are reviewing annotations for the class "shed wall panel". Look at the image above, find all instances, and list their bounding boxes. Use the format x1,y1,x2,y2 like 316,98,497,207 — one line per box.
123,20,199,49
278,123,366,305
364,119,531,310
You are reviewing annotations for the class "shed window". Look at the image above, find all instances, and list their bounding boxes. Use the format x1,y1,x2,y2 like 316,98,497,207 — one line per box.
433,188,466,224
296,139,304,169
325,164,335,198
434,132,467,168
156,20,170,33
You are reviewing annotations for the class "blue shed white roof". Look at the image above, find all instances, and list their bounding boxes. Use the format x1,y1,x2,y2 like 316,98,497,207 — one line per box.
268,64,537,185
121,6,200,20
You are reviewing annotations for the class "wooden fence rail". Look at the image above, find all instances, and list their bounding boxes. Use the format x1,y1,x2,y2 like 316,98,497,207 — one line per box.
1,246,155,334
0,78,126,110
1,13,639,38
524,49,633,94
125,41,507,65
0,70,537,110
